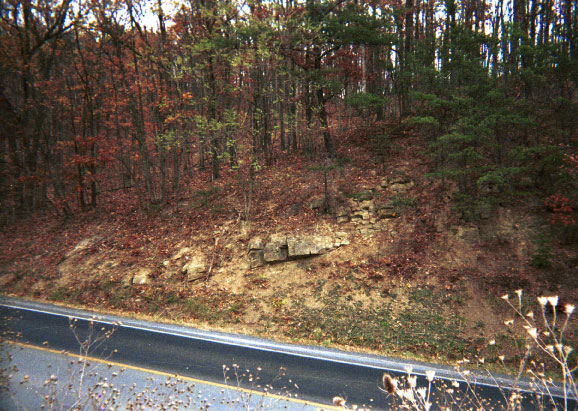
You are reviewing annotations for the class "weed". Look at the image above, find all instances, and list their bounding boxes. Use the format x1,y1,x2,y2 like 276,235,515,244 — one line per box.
49,287,68,301
184,297,212,320
230,301,244,315
100,279,119,292
192,186,220,208
333,289,577,411
344,190,374,201
222,364,302,410
312,327,323,342
280,286,472,360
391,195,418,214
296,260,315,271
109,289,131,309
315,279,326,295
531,234,554,268
165,291,182,304
336,156,353,167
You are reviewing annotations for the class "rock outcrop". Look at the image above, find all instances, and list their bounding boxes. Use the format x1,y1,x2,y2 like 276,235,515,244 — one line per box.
165,247,208,281
182,254,207,281
248,232,349,268
335,175,415,236
132,268,152,285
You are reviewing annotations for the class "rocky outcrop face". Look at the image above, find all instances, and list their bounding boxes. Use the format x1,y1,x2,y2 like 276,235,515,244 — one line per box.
380,174,414,193
248,232,350,268
335,175,415,236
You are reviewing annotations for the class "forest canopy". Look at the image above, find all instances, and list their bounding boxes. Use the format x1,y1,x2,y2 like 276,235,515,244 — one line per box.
0,0,576,222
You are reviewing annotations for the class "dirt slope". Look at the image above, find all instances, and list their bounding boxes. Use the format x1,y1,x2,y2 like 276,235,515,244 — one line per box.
1,129,576,371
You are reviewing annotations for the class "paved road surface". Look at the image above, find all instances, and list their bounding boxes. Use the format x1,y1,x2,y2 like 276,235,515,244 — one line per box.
1,341,327,410
1,296,575,410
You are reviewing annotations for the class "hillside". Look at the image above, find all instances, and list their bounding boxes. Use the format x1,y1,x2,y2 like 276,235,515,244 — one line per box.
1,0,577,387
2,126,576,372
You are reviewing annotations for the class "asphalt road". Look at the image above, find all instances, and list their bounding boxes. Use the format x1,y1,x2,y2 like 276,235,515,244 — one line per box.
1,341,327,410
1,296,575,410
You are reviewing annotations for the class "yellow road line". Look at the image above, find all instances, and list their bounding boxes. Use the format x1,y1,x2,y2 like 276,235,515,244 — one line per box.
6,341,343,410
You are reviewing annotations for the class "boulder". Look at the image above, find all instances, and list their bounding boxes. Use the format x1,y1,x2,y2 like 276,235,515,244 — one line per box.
248,249,265,268
132,268,151,285
248,236,266,251
182,254,207,281
263,243,288,262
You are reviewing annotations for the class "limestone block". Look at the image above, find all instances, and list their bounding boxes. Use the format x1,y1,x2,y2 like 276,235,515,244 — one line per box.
263,243,288,262
359,200,375,211
357,227,374,236
390,181,414,193
388,173,411,185
378,206,396,219
351,216,363,224
182,254,207,281
336,205,350,217
248,249,265,268
132,268,151,285
346,198,358,209
248,236,266,251
269,233,288,246
335,232,350,246
352,209,371,220
287,235,333,257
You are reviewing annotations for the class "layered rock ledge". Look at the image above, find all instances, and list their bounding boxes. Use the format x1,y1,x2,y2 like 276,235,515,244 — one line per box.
248,232,350,268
